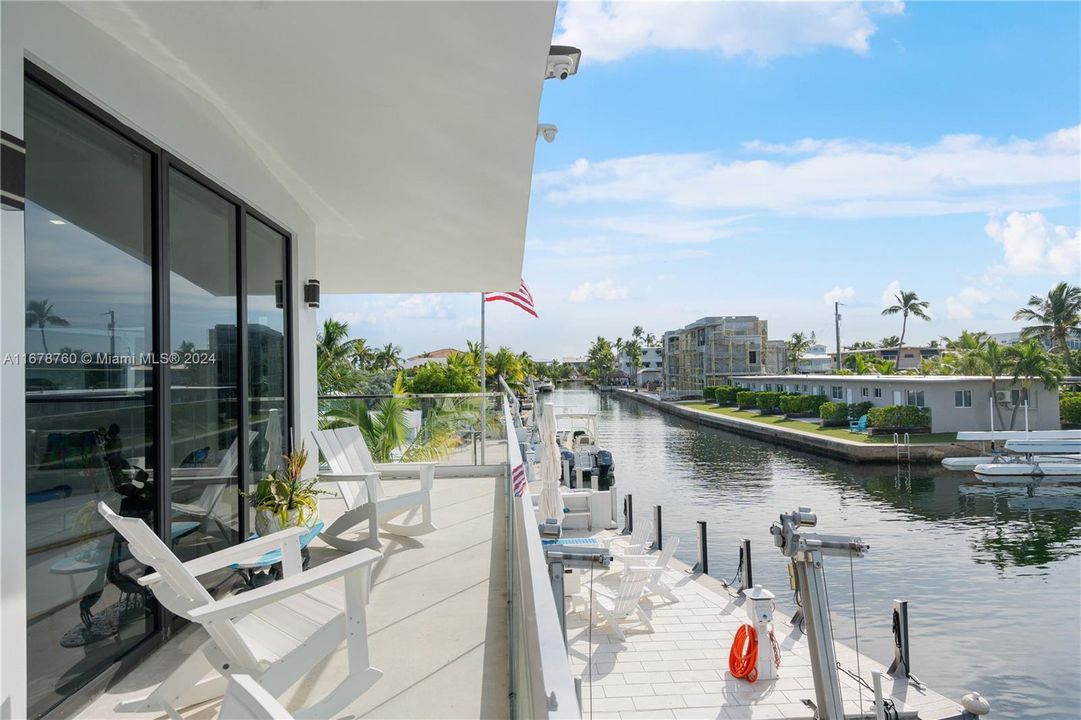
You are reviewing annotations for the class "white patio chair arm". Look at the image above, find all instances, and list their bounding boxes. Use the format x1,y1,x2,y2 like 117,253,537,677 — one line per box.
188,549,383,623
373,462,437,470
139,527,307,586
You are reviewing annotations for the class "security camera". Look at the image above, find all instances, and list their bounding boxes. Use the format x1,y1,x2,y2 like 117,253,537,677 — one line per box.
546,45,582,80
547,56,573,80
537,124,558,143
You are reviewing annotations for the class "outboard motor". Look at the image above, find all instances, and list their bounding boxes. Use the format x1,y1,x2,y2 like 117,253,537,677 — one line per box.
596,449,614,490
560,448,575,483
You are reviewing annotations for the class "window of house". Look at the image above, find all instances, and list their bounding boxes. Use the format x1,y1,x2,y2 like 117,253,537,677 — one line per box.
861,387,869,397
955,390,972,408
831,386,843,399
748,350,758,364
906,390,926,407
873,388,882,398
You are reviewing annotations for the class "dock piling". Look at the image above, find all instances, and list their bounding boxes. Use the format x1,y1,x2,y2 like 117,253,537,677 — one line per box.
653,505,663,551
622,494,633,535
739,538,753,591
692,520,708,574
886,599,911,679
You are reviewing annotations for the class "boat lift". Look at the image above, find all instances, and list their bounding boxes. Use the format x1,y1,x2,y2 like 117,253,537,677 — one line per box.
771,507,869,720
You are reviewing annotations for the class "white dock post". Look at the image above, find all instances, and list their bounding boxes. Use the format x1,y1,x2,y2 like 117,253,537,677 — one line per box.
872,671,886,720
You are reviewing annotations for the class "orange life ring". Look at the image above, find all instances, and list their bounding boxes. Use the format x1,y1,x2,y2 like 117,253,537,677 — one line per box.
729,623,759,683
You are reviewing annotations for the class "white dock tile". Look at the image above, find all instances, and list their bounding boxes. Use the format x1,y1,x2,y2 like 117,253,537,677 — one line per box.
633,694,689,711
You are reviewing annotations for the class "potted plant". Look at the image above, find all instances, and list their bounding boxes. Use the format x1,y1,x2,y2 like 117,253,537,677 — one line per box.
245,443,329,536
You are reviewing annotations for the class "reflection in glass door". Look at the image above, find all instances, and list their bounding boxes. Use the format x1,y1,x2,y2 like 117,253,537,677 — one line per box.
23,79,157,718
168,170,241,561
246,217,289,486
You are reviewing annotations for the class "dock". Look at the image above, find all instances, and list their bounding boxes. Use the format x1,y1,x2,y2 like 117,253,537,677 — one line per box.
565,529,963,720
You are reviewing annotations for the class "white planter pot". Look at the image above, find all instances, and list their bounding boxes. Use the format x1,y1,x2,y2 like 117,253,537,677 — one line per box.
254,507,317,536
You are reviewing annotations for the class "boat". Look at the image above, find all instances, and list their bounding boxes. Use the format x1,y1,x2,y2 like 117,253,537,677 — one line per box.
554,409,614,490
535,379,555,393
973,438,1081,478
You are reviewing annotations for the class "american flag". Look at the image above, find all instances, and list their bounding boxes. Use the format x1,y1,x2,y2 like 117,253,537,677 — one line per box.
511,463,528,496
484,279,538,318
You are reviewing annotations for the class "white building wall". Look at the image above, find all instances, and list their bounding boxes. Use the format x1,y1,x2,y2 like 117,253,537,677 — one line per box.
2,5,322,714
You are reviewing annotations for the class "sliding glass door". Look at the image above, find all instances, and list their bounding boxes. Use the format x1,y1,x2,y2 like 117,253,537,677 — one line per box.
168,170,241,560
23,78,157,719
23,69,292,718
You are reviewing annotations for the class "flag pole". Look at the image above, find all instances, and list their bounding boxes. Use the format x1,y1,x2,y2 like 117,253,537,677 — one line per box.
480,292,486,465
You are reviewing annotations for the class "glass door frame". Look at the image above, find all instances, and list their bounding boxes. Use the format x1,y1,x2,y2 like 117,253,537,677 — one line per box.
25,62,295,649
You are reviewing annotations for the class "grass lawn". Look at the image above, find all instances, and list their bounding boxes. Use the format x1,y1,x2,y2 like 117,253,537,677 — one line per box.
682,403,957,445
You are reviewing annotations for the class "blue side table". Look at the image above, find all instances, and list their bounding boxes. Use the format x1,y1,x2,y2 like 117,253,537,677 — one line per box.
232,521,325,588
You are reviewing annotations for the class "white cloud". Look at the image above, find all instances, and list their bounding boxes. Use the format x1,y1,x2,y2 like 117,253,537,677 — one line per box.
945,287,993,320
534,126,1080,219
568,280,629,303
387,294,450,320
554,2,891,63
984,211,1081,277
823,286,855,305
880,280,902,309
577,214,754,244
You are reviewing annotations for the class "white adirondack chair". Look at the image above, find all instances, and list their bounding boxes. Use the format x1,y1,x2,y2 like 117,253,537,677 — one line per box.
621,536,681,602
310,427,436,552
173,431,258,480
219,675,293,720
589,568,655,640
97,502,383,720
604,519,653,557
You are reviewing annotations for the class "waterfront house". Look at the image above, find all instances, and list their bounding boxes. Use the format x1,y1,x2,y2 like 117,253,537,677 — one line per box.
617,345,663,386
662,316,771,393
1,3,564,717
733,374,1062,433
839,344,943,371
402,348,464,371
797,343,836,373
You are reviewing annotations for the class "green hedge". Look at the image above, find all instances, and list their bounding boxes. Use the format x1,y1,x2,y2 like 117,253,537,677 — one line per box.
818,401,849,421
1060,392,1081,425
848,401,874,420
868,405,932,428
703,386,721,401
736,391,758,409
715,386,740,404
780,394,828,415
756,391,783,413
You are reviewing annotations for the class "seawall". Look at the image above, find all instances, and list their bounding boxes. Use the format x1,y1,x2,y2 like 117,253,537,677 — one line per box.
615,389,972,464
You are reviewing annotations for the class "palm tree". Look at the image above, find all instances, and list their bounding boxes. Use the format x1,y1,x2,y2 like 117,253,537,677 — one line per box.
644,332,657,346
941,330,988,375
872,358,896,375
1013,281,1081,366
881,290,931,347
787,332,811,373
316,318,360,394
588,336,616,384
879,335,901,348
844,353,874,374
624,341,643,387
374,343,402,371
25,299,69,353
970,338,1009,430
631,326,645,345
487,346,524,389
350,338,374,370
1005,340,1065,429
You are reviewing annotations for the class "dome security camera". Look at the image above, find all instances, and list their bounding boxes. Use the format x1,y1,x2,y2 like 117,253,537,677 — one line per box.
537,124,558,143
546,46,581,81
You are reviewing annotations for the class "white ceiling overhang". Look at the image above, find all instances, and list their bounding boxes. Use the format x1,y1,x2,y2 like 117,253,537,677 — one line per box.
65,1,557,294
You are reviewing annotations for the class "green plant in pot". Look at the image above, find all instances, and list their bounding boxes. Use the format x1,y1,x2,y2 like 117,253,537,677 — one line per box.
246,443,330,536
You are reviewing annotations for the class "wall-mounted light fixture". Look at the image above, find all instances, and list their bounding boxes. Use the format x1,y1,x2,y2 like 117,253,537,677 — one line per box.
304,279,320,308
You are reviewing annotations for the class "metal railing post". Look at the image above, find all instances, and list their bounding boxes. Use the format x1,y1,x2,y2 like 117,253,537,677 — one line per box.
692,520,708,574
739,538,752,591
887,599,911,679
653,505,663,551
622,494,633,535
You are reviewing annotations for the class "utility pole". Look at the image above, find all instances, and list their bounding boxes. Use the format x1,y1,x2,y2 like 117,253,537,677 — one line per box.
834,302,843,372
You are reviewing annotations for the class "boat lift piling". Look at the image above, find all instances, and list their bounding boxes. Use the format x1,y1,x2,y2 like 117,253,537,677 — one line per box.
621,493,633,535
653,505,663,551
692,520,708,574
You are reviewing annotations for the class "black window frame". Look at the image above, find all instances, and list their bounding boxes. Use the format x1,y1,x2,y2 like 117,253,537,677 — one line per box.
24,61,296,669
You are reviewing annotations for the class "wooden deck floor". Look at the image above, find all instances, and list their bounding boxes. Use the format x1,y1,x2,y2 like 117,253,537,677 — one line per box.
565,531,962,720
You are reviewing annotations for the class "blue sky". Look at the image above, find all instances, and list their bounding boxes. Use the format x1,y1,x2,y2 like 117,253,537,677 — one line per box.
321,1,1080,360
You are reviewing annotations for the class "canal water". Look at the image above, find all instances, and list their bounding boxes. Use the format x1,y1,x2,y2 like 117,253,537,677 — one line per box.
553,387,1081,719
